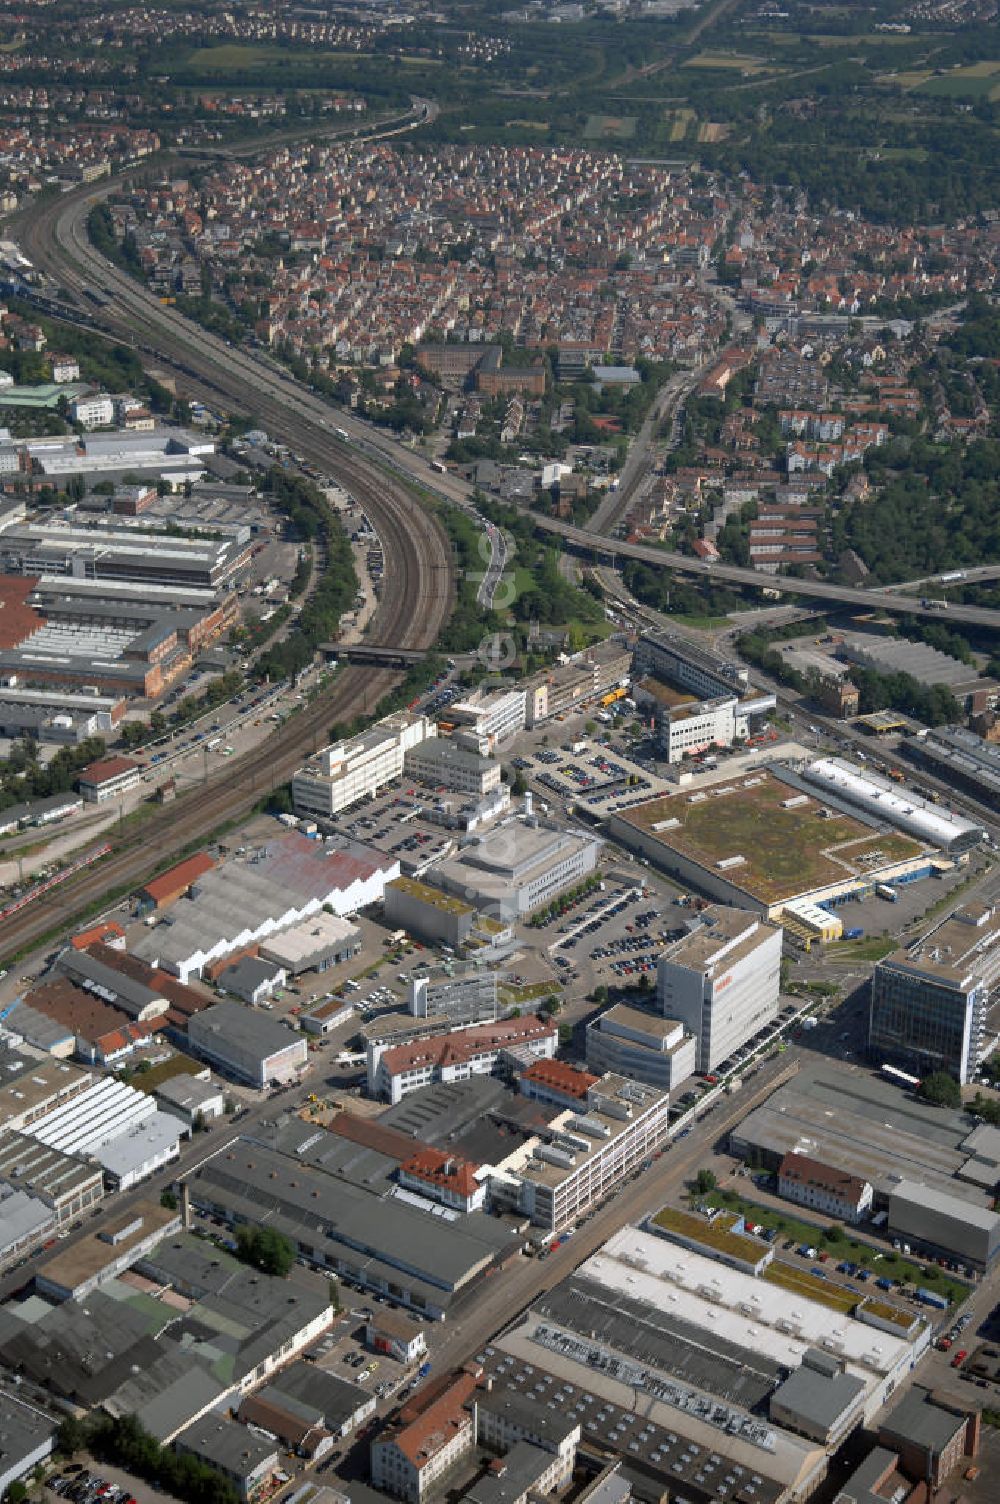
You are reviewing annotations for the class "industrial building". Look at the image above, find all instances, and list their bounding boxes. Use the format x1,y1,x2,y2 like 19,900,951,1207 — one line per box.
838,636,998,715
432,820,601,919
181,1123,520,1320
657,907,782,1073
888,1180,1000,1271
259,912,361,975
799,757,984,856
369,1015,557,1104
610,769,942,919
175,1417,277,1502
870,902,1000,1084
136,852,217,913
0,570,237,702
632,629,749,702
133,833,397,981
907,724,1000,810
478,1222,929,1504
0,1053,94,1132
0,513,247,590
0,1188,54,1268
383,876,476,949
585,1004,697,1093
0,684,124,745
0,1131,105,1224
33,1198,181,1302
19,1074,182,1190
876,1386,981,1489
186,1002,308,1088
0,1397,57,1499
292,712,433,820
153,1072,226,1131
404,737,502,796
729,1059,1000,1214
237,1362,374,1460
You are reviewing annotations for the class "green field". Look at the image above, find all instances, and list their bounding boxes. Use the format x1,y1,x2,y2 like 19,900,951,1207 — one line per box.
916,66,1000,99
583,114,637,141
185,44,370,71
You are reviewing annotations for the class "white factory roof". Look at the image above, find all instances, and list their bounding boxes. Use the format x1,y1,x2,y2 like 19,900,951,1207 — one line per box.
25,1077,156,1157
93,1110,180,1180
802,757,983,855
594,1226,915,1377
260,911,359,969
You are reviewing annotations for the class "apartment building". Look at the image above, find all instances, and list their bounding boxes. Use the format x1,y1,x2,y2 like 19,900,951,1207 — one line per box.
778,1152,874,1224
371,1373,478,1503
371,1016,557,1105
292,713,433,819
657,906,782,1073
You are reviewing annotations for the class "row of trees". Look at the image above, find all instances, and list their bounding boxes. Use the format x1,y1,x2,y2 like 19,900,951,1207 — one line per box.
56,1415,240,1504
255,470,358,683
0,736,107,816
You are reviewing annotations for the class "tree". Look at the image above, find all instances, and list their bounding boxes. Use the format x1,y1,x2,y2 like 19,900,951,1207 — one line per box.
4,1482,28,1503
694,1168,718,1195
55,1417,87,1457
234,1224,296,1276
918,1071,962,1109
160,1190,178,1211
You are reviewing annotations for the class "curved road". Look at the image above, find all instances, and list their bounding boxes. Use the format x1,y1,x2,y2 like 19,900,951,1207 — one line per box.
20,173,1000,630
1,193,455,959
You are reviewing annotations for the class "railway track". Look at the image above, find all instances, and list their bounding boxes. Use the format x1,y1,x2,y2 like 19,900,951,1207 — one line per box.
0,178,454,961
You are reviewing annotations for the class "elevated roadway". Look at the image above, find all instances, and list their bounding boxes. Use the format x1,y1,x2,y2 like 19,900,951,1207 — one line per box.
19,177,1000,631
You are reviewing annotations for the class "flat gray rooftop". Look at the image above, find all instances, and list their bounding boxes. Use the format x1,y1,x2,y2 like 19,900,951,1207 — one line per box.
537,1274,781,1413
730,1060,989,1204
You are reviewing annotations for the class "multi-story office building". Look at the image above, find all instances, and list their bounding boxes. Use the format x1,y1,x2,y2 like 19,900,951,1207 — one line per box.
292,712,432,819
657,906,782,1073
655,692,775,762
448,688,526,750
403,738,501,797
585,1004,696,1093
409,971,499,1025
508,1075,671,1232
870,902,1000,1084
632,630,748,702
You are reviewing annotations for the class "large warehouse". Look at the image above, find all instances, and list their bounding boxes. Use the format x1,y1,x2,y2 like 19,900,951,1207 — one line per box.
609,769,935,919
477,1222,929,1504
186,1002,307,1088
799,757,984,856
134,832,398,981
182,1120,520,1320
